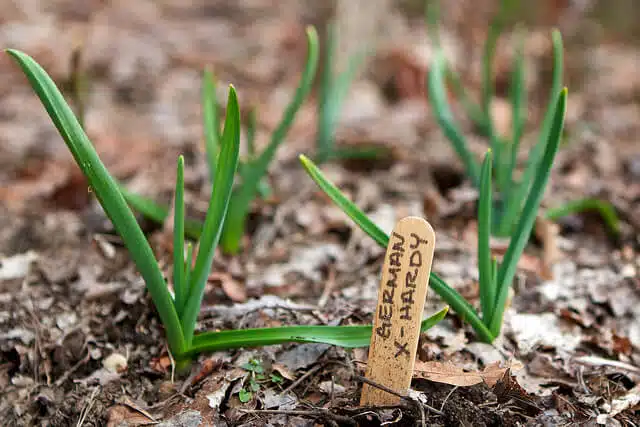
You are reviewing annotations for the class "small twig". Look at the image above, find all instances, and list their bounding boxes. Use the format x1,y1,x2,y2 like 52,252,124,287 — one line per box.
440,385,458,412
282,364,322,395
317,266,336,308
166,344,176,384
55,352,91,387
353,374,444,416
380,408,404,426
416,402,426,427
76,386,99,427
329,374,335,406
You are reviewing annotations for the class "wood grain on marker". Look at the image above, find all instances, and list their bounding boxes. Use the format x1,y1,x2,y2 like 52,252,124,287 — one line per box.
360,216,436,406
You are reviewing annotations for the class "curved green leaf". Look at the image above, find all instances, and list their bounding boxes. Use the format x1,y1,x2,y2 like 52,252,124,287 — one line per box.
173,156,187,315
489,88,568,337
428,50,480,187
186,306,448,356
477,150,495,324
499,30,563,235
221,26,320,254
299,154,494,342
182,86,241,345
545,198,620,237
6,49,186,356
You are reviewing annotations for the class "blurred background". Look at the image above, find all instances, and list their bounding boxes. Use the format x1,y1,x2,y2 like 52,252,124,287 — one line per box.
0,0,638,211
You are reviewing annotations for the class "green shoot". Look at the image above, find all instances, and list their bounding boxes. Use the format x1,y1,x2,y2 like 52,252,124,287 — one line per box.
300,154,493,343
117,183,202,240
545,198,620,237
220,26,320,254
477,150,495,323
186,306,448,356
68,44,88,129
428,26,565,238
202,68,221,181
316,20,370,164
173,156,187,315
8,48,445,368
488,88,567,336
5,48,186,356
497,29,564,236
300,88,568,342
428,50,481,187
180,85,241,346
116,26,318,254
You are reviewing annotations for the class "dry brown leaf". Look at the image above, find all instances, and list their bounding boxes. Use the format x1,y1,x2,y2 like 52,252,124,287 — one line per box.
413,361,516,387
535,215,560,280
191,359,223,387
492,368,541,414
106,404,156,427
209,272,247,303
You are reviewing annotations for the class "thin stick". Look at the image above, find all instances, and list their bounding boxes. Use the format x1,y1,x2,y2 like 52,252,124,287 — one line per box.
317,266,336,307
282,364,322,395
440,385,458,412
76,387,99,427
354,374,444,416
55,352,90,387
167,344,176,384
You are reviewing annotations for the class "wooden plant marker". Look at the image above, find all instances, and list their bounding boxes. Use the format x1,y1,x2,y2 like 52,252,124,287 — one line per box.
360,216,436,406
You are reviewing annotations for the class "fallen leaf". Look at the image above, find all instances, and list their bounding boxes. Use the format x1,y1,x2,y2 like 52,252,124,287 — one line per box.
150,355,172,374
535,215,560,280
106,405,154,427
491,368,541,414
608,383,640,417
413,361,516,387
191,359,222,387
277,344,331,372
206,271,247,303
261,388,298,410
271,363,296,382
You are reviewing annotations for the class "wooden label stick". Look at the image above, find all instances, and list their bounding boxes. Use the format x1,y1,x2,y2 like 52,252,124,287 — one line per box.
360,216,436,406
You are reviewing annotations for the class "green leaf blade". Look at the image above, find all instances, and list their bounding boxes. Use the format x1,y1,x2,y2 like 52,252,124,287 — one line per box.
490,88,568,337
221,26,320,254
203,68,221,182
299,154,494,342
186,307,448,355
299,154,389,247
173,156,187,316
499,30,563,235
502,31,527,207
6,49,186,356
428,50,481,187
118,185,203,240
182,86,241,345
477,150,495,325
545,198,620,237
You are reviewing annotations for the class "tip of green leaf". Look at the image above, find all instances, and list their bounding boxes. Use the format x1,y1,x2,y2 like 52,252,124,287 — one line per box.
5,48,21,59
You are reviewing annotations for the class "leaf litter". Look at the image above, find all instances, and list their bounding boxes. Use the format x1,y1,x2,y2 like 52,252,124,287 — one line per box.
1,0,640,426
